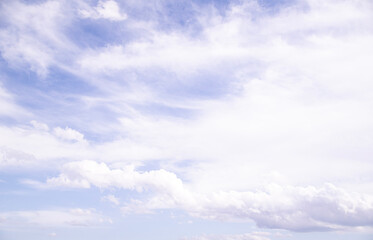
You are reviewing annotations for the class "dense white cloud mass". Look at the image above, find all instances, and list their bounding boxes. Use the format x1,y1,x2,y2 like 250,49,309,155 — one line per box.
44,161,186,194
193,184,373,231
1,0,373,239
29,160,373,231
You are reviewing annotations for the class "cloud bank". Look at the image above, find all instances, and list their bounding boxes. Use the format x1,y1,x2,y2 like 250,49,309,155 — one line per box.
27,160,373,232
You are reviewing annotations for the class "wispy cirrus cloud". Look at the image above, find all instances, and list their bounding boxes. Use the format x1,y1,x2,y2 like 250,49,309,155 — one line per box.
0,0,74,77
0,84,28,118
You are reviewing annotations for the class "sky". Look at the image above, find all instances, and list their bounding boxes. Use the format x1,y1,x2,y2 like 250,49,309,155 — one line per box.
0,0,373,239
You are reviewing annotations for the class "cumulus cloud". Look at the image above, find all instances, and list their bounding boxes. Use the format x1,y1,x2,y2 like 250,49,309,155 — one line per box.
189,184,373,231
0,146,37,169
128,184,373,231
44,160,187,196
79,0,127,21
34,160,373,232
0,208,111,228
0,124,91,170
53,126,85,142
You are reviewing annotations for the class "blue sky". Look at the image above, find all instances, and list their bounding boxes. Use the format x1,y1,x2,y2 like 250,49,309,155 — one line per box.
1,0,373,239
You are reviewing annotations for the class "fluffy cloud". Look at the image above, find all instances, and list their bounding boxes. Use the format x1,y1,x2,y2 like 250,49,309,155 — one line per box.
0,208,111,228
45,160,187,196
0,122,91,171
79,0,127,21
33,160,373,232
0,146,37,169
190,184,373,231
53,126,85,142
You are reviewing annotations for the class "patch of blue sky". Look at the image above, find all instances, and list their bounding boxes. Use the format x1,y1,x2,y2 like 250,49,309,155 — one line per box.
0,173,133,212
133,102,199,119
3,70,93,99
1,71,123,141
130,68,246,101
68,17,134,49
258,0,297,8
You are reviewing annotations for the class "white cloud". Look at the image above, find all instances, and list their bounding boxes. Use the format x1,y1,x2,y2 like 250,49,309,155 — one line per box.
34,160,373,231
133,183,373,232
107,79,373,193
101,194,120,205
44,160,187,197
2,0,372,181
30,120,49,131
0,208,111,228
77,0,373,79
53,126,85,142
0,146,37,169
0,124,91,170
77,28,254,77
121,199,155,215
187,183,373,231
0,0,73,77
79,0,127,21
0,121,167,170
